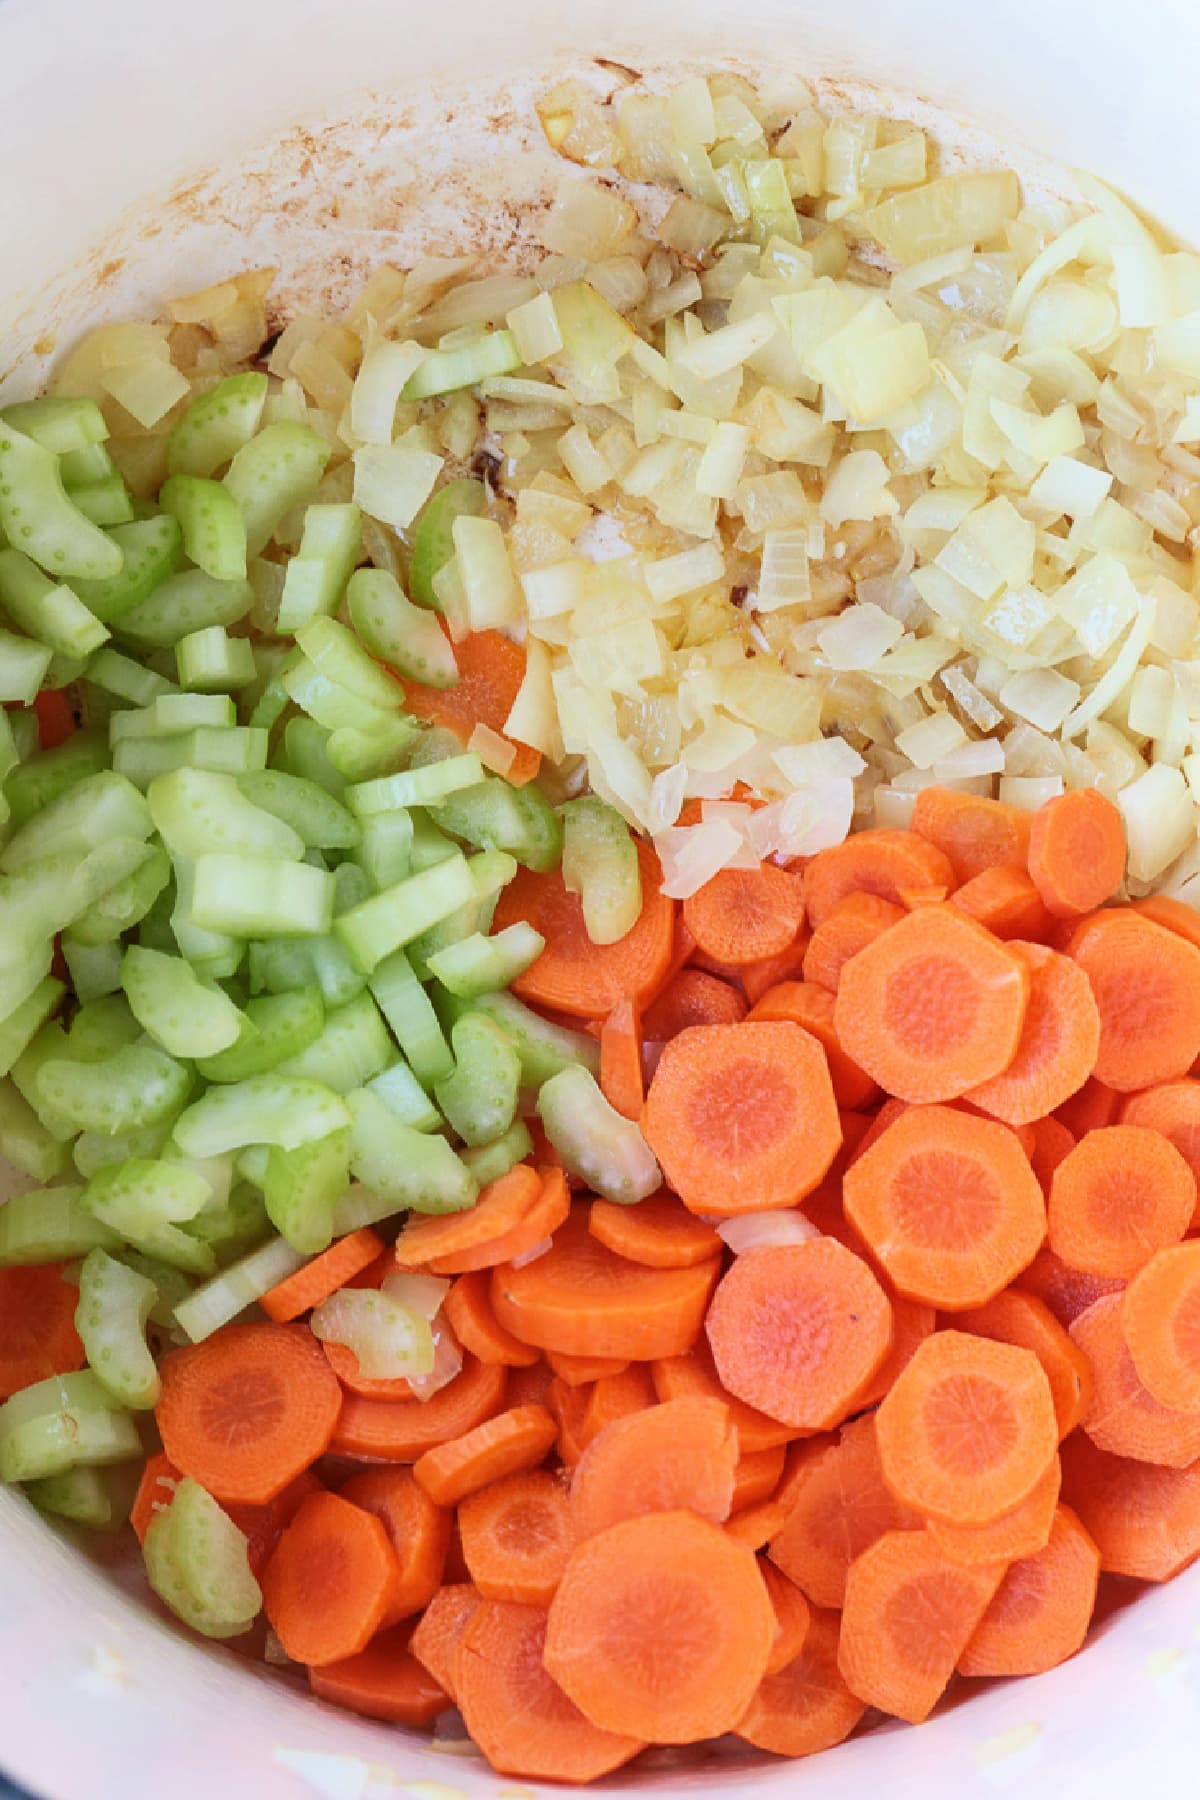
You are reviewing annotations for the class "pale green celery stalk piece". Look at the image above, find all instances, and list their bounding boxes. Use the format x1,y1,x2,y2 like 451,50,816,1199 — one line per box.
406,896,483,985
169,860,243,981
0,839,154,947
364,1059,442,1132
0,975,64,1076
0,1078,72,1181
137,883,178,956
335,852,477,973
118,1249,194,1328
236,1145,270,1187
236,770,359,851
0,1371,141,1483
247,650,299,729
310,1287,434,1379
75,1247,160,1408
277,502,362,633
172,1075,351,1157
358,811,414,892
327,715,421,782
561,794,642,945
409,809,458,872
343,1087,477,1216
149,765,304,861
368,951,454,1086
0,627,53,704
0,944,54,1037
275,990,394,1093
61,936,123,1003
121,944,246,1058
68,845,172,946
160,474,248,582
438,986,600,1083
348,754,484,816
6,730,108,825
112,726,268,789
196,986,323,1083
65,994,141,1061
173,1234,305,1341
164,1149,233,1214
263,1127,350,1254
408,477,486,609
188,854,334,938
402,331,520,400
116,570,254,648
295,615,408,711
281,659,391,735
13,1021,86,1141
38,1041,192,1138
461,1119,535,1186
0,421,124,581
82,1159,216,1275
0,1185,120,1264
346,566,458,686
425,762,564,872
425,922,545,1000
282,715,347,799
8,707,38,760
73,1119,177,1179
0,770,152,872
41,650,89,690
59,441,122,486
1,396,108,454
87,646,175,707
224,423,330,557
538,1064,662,1203
175,625,257,692
435,1012,521,1147
152,691,237,734
183,1183,270,1264
0,547,109,657
247,937,363,1010
73,517,182,623
143,1485,260,1637
167,372,268,479
68,477,135,528
25,1461,139,1530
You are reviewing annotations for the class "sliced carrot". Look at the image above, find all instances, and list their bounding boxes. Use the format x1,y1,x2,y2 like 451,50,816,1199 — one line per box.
1068,909,1200,1091
683,864,805,965
1030,1115,1076,1194
738,1604,866,1756
568,1395,738,1542
952,864,1053,940
578,1363,657,1448
309,1623,451,1725
423,1168,572,1276
1070,1293,1200,1467
413,1404,557,1506
642,967,747,1039
545,1348,629,1385
1121,1243,1200,1414
33,687,77,750
965,941,1099,1127
260,1229,386,1322
773,1433,839,1516
767,1415,920,1609
343,1249,400,1291
322,1341,415,1401
957,1503,1100,1677
803,828,955,929
956,1289,1094,1440
262,1490,399,1666
504,1357,553,1409
0,1264,84,1400
1054,1075,1119,1138
1027,786,1126,918
707,1239,893,1432
1048,1125,1194,1280
928,1455,1061,1567
491,837,675,1019
844,1093,907,1167
408,1581,481,1703
876,1330,1058,1526
458,1598,644,1780
732,1443,788,1513
803,892,904,994
402,629,540,785
652,1339,799,1453
156,1322,341,1504
444,1271,540,1369
748,980,878,1111
331,1356,509,1461
912,786,1032,884
838,1527,1005,1723
1122,1079,1200,1227
739,935,813,1007
1059,1432,1200,1581
642,1020,841,1216
394,1165,542,1270
728,1499,790,1550
457,1467,572,1605
338,1467,450,1622
225,1470,325,1580
1130,892,1200,950
1018,1247,1125,1329
130,1449,180,1545
544,1509,776,1743
843,1104,1046,1310
835,903,1029,1104
491,1210,720,1361
546,1375,591,1468
759,1559,813,1676
587,1192,722,1270
599,998,644,1121
848,1292,937,1411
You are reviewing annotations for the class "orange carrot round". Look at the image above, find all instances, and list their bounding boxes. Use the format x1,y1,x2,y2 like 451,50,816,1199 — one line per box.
545,1348,629,1386
34,687,77,749
1060,1432,1200,1581
308,1624,451,1724
408,1581,481,1704
952,864,1053,940
412,1404,557,1506
1030,1115,1076,1194
965,940,1099,1126
225,1470,325,1580
1027,786,1126,918
1121,1079,1200,1227
444,1271,541,1368
850,1291,937,1411
504,1357,554,1410
262,1490,399,1665
423,1169,571,1276
739,936,812,1006
331,1355,508,1461
642,968,747,1039
759,1559,813,1675
1054,1074,1119,1137
927,1455,1061,1567
455,1468,572,1607
261,1229,386,1323
1130,892,1200,950
1048,1125,1195,1280
403,629,540,784
738,1605,866,1756
1121,1242,1200,1414
767,1415,919,1610
1070,1292,1200,1468
803,892,904,993
803,828,954,928
1068,909,1200,1090
1018,1246,1125,1328
956,1289,1094,1440
546,1374,591,1468
578,1364,657,1447
683,864,805,965
587,1192,722,1269
912,787,1032,884
748,979,878,1111
568,1395,738,1541
598,998,644,1121
338,1468,450,1623
322,1341,416,1401
727,1499,790,1550
957,1504,1100,1677
652,1339,800,1453
394,1165,542,1269
0,1264,84,1400
732,1443,787,1514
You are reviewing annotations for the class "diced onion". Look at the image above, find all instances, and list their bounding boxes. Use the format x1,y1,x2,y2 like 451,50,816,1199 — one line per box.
718,1211,822,1253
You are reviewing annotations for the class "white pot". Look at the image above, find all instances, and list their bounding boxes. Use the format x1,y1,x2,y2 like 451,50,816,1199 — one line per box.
2,0,1198,1793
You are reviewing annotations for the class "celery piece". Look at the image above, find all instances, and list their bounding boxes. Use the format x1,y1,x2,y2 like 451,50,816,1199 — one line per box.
561,794,641,946
537,1064,661,1203
237,770,359,851
5,730,108,825
73,516,182,623
0,770,152,872
112,724,267,788
0,1078,71,1181
0,975,64,1077
8,706,38,760
334,859,373,915
183,1182,270,1264
263,1126,350,1254
235,1144,270,1187
13,1021,86,1141
75,1247,160,1408
82,1159,216,1275
365,1059,442,1132
143,1484,260,1638
277,502,362,633
65,994,141,1061
167,372,269,479
137,882,178,956
153,691,237,734
434,1012,521,1147
296,615,408,713
60,936,123,1004
121,945,246,1059
68,845,173,946
148,765,305,861
118,1249,195,1328
175,626,257,692
196,986,324,1083
25,1461,138,1530
335,852,476,973
409,809,458,872
0,547,109,658
173,1075,351,1157
0,839,163,948
117,570,253,649
247,665,294,730
327,714,422,781
346,567,458,687
246,936,359,1009
403,331,521,401
406,898,481,986
310,1285,434,1379
349,754,484,816
0,627,52,704
425,922,545,1000
345,1087,477,1214
275,991,394,1093
0,946,54,1037
37,1043,193,1137
0,422,124,581
69,476,136,529
428,769,563,873
443,986,600,1083
368,950,454,1086
174,1233,305,1342
282,715,347,798
72,1119,176,1180
461,1119,535,1187
189,853,334,938
358,810,414,891
224,423,330,557
408,478,487,609
281,659,386,736
0,1371,141,1484
2,396,108,455
0,1184,121,1264
160,474,248,583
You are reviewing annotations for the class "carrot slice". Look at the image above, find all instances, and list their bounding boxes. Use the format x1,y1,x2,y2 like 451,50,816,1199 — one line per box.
394,1165,542,1270
309,1623,451,1724
423,1169,572,1276
338,1467,450,1622
732,1443,787,1513
727,1499,790,1550
599,998,644,1121
912,787,1032,884
457,1467,571,1605
331,1356,508,1461
768,1415,920,1609
225,1470,325,1580
1070,1293,1200,1467
491,1210,720,1361
1059,1432,1200,1581
402,629,540,785
408,1582,481,1703
568,1395,738,1541
1027,786,1126,919
491,838,675,1019
652,1339,800,1453
876,1330,1058,1526
1068,910,1200,1090
1048,1125,1194,1280
579,1364,657,1447
956,1289,1094,1440
544,1509,776,1743
1121,1243,1200,1414
0,1264,84,1399
748,980,878,1111
260,1229,386,1322
458,1598,644,1780
413,1404,557,1506
545,1348,628,1386
130,1450,181,1545
759,1560,813,1676
505,1357,554,1410
321,1341,415,1401
444,1271,540,1369
642,968,747,1039
546,1375,591,1467
1018,1246,1125,1328
928,1456,1061,1567
957,1503,1100,1677
965,941,1099,1127
738,1604,866,1756
838,1527,1005,1723
803,892,904,993
683,864,805,965
587,1192,722,1270
262,1490,399,1665
739,936,812,1007
851,1292,937,1411
843,1104,1046,1310
707,1239,893,1432
642,1020,841,1216
1054,1074,1119,1138
803,828,955,929
1121,1079,1200,1228
1130,892,1200,950
1030,1115,1076,1195
835,903,1029,1104
156,1322,341,1504
342,1249,400,1291
952,864,1053,940
33,687,77,749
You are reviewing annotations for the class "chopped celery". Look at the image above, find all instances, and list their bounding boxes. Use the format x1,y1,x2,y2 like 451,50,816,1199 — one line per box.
69,476,135,529
75,1247,160,1408
0,946,55,1036
0,770,152,872
406,899,482,986
408,477,487,609
365,1059,443,1132
441,986,599,1083
326,714,421,781
224,423,330,557
67,845,172,946
25,1461,138,1530
65,994,141,1061
402,331,521,400
0,548,109,658
263,1127,350,1254
275,991,393,1093
143,1482,260,1638
148,765,304,861
37,1043,192,1137
335,852,477,972
0,1079,71,1182
0,627,53,704
60,936,123,1003
346,567,458,686
295,615,408,712
153,691,237,734
277,502,362,633
247,935,363,1009
435,1012,521,1147
74,517,183,623
561,795,642,945
82,1159,216,1275
174,1233,305,1341
345,1087,477,1215
176,626,257,692
409,809,459,872
167,372,268,479
358,810,414,891
121,945,246,1058
14,1021,97,1141
188,853,334,937
282,715,348,798
237,770,359,851
310,1286,434,1379
0,1185,120,1265
6,730,108,825
538,1064,661,1203
2,396,108,455
88,646,175,707
349,754,484,816
72,1120,176,1179
116,570,254,648
424,756,563,871
235,1144,270,1187
183,1183,270,1264
118,1249,195,1328
0,422,124,580
425,922,544,999
0,975,64,1076
160,474,248,583
197,986,324,1083
113,724,268,788
368,951,454,1086
461,1119,535,1186
172,1074,351,1156
0,1371,141,1483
